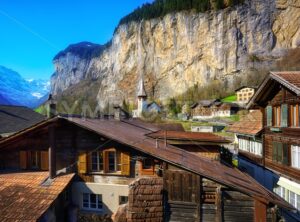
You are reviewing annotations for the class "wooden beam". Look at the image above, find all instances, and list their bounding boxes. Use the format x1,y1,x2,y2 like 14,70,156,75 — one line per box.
215,186,222,222
48,125,56,179
197,175,202,222
254,200,267,222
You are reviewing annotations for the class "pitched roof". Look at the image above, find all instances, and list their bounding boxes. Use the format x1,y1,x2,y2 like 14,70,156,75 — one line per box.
247,71,300,109
227,110,263,136
0,105,45,135
137,78,147,98
0,116,293,210
235,86,257,92
147,130,230,143
63,117,292,209
0,172,74,221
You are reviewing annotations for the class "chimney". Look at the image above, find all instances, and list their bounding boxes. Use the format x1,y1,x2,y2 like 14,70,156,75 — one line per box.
46,94,57,118
114,105,121,120
113,105,129,120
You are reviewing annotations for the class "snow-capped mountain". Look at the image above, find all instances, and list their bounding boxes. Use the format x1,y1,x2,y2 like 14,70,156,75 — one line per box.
0,66,50,108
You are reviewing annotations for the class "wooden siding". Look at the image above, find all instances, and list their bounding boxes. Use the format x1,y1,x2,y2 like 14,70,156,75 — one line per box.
263,88,300,182
265,134,300,181
163,167,266,222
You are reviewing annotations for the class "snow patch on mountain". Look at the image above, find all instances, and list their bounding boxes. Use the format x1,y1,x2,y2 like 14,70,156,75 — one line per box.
0,66,50,108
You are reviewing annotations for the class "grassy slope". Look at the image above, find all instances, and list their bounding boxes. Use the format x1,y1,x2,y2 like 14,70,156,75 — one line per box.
221,95,237,102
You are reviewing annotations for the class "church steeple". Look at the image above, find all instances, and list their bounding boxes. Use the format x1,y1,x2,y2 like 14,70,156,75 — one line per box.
137,77,147,117
137,77,147,99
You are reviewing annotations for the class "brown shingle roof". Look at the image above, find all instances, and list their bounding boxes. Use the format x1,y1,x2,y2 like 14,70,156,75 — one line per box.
147,130,230,143
227,110,263,136
64,117,292,210
0,172,74,221
271,71,300,94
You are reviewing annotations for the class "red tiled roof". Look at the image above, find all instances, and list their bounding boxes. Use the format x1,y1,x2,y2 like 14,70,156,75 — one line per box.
227,110,263,136
0,172,74,221
147,130,230,143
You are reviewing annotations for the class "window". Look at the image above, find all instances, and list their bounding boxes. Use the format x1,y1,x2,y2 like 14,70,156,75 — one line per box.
82,193,103,211
290,105,299,127
142,158,153,170
273,106,281,127
288,190,300,211
272,142,289,165
281,104,288,127
92,151,103,172
238,137,262,156
119,196,128,205
274,185,286,199
291,145,300,169
30,151,40,169
266,106,272,127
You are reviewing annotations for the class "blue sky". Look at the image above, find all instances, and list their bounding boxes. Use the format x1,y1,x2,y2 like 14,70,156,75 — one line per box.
0,0,152,80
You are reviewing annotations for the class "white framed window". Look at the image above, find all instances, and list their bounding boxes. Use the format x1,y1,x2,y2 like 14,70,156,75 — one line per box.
238,138,262,156
288,190,300,211
291,145,300,169
92,151,103,172
82,193,103,211
274,185,286,199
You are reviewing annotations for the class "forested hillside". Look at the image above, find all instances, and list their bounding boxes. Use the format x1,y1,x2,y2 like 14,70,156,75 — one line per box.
119,0,243,25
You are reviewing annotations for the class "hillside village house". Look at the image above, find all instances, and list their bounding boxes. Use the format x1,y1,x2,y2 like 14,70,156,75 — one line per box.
0,106,294,221
191,99,239,120
239,71,300,221
235,86,257,104
226,110,276,188
0,105,45,138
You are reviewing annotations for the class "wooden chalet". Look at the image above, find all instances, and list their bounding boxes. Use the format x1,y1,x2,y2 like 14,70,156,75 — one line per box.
247,71,300,220
0,112,294,221
191,100,239,120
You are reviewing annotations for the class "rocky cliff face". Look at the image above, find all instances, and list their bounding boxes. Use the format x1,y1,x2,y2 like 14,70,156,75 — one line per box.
51,0,300,108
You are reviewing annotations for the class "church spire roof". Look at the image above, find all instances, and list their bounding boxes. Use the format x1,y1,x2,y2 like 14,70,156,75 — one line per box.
138,77,147,98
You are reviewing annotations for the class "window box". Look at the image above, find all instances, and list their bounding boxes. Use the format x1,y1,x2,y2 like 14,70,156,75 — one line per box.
270,127,282,132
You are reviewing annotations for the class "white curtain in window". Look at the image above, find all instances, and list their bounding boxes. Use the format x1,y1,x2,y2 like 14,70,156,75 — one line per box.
292,145,300,169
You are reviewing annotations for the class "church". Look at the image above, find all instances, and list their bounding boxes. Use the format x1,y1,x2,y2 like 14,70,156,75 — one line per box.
132,78,161,118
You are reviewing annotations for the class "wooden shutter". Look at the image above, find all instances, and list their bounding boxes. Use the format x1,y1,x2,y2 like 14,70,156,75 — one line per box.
282,144,289,165
20,151,27,169
87,152,92,173
121,152,130,176
266,106,272,126
281,104,288,127
40,151,49,170
78,152,87,174
103,151,109,173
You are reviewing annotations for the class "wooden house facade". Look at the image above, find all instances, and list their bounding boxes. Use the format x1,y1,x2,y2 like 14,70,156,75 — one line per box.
0,114,293,221
247,71,300,221
191,100,239,120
